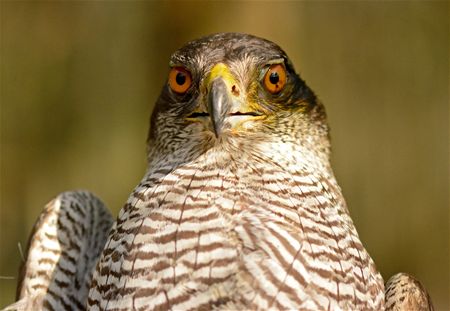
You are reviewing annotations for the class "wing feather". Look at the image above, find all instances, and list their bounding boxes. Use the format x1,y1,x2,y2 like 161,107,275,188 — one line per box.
7,191,113,311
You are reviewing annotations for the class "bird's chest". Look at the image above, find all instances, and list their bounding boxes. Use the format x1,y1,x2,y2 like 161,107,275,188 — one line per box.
107,165,383,309
126,165,349,277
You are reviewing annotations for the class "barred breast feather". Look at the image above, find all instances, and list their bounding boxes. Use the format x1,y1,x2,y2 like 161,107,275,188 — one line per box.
88,139,385,310
6,32,434,311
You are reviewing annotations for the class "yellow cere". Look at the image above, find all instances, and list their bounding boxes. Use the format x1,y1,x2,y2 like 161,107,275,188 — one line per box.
189,62,267,131
206,63,261,114
206,63,237,89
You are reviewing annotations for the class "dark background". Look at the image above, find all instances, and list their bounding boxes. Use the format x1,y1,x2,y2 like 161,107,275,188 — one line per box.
1,1,448,309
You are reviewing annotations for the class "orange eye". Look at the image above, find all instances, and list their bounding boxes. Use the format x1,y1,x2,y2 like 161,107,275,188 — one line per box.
168,67,192,94
263,64,287,94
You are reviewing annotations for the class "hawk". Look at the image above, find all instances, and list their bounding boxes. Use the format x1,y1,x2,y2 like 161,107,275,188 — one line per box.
6,33,433,310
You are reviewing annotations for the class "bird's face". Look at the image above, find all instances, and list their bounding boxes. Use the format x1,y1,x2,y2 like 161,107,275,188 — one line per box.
148,33,329,166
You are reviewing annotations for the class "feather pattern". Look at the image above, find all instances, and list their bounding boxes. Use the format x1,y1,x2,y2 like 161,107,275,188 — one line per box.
5,33,433,311
88,131,385,309
13,191,113,311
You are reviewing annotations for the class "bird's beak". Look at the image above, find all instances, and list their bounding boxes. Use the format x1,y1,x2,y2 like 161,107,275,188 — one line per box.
208,77,231,138
207,63,234,138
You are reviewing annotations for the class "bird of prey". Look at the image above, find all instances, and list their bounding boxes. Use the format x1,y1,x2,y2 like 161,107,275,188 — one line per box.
6,33,433,311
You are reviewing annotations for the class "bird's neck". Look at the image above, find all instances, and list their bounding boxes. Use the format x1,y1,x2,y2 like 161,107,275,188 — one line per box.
144,138,335,191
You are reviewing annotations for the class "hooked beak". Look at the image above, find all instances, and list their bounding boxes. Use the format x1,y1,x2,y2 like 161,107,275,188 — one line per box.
208,77,231,138
186,63,263,138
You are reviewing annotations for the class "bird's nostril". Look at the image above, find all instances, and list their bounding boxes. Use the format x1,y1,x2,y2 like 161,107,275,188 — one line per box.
231,85,240,96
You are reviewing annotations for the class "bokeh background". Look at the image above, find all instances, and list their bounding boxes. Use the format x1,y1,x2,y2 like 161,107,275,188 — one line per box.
1,1,448,309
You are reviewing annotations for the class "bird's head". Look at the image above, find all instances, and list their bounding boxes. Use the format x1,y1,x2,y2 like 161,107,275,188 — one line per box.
148,33,330,168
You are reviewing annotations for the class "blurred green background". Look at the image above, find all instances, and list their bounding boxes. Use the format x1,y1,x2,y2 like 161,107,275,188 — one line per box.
1,1,448,309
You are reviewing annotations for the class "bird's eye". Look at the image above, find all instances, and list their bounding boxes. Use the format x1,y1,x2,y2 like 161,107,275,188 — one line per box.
263,64,287,94
168,67,192,94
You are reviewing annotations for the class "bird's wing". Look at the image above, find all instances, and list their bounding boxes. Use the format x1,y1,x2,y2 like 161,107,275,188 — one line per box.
4,191,113,311
385,273,434,311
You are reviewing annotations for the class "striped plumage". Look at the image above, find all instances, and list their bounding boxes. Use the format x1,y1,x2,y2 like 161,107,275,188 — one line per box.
385,273,434,311
7,191,113,311
6,33,433,311
88,146,384,310
87,33,385,310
